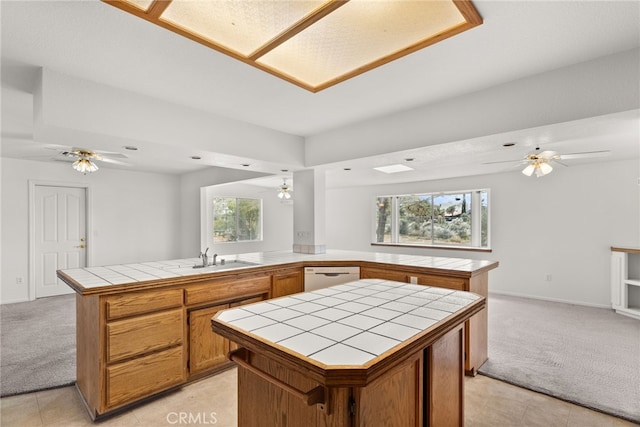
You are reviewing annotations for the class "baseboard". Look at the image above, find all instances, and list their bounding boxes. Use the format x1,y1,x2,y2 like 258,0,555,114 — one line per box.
0,297,32,305
488,290,611,309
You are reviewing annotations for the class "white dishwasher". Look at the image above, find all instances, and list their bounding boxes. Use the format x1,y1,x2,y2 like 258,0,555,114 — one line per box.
304,266,360,291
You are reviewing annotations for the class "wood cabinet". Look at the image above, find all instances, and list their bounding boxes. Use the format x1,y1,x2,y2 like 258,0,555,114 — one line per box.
360,265,488,376
271,268,303,298
65,257,497,419
229,322,466,427
189,304,229,376
76,274,270,419
76,288,187,419
189,295,268,377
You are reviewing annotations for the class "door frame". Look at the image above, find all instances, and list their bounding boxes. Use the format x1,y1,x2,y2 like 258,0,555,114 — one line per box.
28,180,93,301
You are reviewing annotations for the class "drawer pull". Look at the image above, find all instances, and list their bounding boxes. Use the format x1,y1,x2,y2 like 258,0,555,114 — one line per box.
229,348,326,408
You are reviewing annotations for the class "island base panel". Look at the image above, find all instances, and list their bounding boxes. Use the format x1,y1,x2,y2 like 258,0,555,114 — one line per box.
235,325,465,427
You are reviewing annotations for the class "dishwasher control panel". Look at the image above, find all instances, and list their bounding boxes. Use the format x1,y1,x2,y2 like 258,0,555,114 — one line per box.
304,266,360,292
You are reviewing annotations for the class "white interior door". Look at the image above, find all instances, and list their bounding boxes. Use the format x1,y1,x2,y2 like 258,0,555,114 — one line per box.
34,185,87,298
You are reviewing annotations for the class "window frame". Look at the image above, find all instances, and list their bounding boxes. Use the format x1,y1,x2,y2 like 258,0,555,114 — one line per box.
372,189,491,252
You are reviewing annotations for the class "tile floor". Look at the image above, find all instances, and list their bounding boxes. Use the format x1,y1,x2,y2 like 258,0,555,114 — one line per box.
1,369,637,427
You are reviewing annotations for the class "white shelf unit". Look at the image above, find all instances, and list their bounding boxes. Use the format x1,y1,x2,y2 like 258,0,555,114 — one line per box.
611,247,640,320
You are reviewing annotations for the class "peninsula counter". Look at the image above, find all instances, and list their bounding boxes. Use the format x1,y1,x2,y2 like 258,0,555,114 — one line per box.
57,250,497,419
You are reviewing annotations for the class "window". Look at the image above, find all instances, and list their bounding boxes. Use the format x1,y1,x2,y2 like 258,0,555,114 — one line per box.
374,190,489,249
213,197,262,243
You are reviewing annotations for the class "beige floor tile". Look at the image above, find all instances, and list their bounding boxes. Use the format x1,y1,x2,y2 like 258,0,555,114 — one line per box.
0,392,43,427
522,395,571,427
613,418,640,427
2,369,637,427
35,386,92,426
567,404,620,427
131,370,237,427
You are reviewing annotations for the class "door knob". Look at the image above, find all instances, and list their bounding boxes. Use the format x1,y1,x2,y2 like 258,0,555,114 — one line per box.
76,244,86,249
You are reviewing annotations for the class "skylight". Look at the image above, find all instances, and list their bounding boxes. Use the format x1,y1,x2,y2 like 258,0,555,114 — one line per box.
374,164,414,174
103,0,482,92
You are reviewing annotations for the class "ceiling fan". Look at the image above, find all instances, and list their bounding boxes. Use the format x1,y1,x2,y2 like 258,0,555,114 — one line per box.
58,147,129,174
277,179,292,200
485,147,611,177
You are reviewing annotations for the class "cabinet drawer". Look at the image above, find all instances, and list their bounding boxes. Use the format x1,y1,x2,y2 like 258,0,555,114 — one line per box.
106,346,185,409
107,308,183,363
185,276,271,306
417,275,466,291
106,288,183,320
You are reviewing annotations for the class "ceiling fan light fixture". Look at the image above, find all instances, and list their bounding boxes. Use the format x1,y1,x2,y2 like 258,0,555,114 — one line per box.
72,157,99,174
522,160,552,178
278,179,292,199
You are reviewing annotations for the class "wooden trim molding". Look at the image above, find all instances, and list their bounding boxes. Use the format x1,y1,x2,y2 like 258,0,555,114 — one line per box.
611,247,640,254
371,242,492,253
101,0,482,92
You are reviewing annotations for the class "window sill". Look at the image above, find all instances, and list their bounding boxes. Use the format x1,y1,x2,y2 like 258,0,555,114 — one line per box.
371,242,492,253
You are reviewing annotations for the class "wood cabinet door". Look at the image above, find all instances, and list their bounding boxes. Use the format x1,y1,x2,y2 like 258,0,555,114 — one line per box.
272,269,304,298
189,304,229,375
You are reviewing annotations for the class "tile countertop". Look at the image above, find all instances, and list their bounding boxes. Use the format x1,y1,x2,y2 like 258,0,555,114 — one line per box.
58,249,498,293
214,278,483,367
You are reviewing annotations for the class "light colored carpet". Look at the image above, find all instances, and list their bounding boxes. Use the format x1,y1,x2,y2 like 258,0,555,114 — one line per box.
479,293,640,424
0,294,76,396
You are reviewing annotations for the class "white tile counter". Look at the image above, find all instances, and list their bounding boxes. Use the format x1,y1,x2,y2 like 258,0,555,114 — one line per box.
58,249,498,294
215,278,481,367
212,278,486,426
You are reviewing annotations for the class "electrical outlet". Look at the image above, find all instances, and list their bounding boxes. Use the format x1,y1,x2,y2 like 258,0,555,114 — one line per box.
409,276,418,284
545,274,552,282
16,277,23,284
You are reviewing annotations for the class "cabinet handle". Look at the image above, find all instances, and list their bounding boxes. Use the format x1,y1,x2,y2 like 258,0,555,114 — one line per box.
229,348,326,407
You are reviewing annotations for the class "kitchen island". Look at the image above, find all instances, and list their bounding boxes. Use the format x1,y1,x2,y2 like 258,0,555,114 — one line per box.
212,279,485,427
57,250,497,419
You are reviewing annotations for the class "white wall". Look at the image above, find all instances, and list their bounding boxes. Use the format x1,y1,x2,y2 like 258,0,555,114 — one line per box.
201,182,293,256
306,49,639,165
326,158,640,308
1,157,181,303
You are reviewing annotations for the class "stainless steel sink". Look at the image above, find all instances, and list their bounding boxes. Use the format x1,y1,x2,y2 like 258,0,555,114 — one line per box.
165,260,260,275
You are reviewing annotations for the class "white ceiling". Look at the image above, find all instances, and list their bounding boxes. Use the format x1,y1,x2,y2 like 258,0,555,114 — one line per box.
1,0,639,188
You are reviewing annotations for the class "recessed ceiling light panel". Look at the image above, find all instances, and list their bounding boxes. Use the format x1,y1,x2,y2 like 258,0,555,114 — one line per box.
104,0,482,92
374,164,414,174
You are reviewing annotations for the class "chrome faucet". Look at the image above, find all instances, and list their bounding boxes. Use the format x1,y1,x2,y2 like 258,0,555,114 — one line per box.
201,248,209,267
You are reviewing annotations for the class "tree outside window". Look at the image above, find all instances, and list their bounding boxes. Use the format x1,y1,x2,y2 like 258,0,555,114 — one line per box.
374,190,489,249
213,197,262,243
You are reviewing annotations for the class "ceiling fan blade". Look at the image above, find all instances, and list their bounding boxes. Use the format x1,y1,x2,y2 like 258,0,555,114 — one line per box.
92,150,128,159
537,150,558,160
97,157,130,166
557,150,610,160
482,159,526,165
